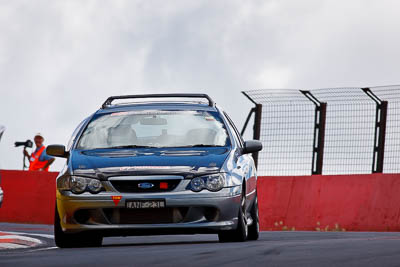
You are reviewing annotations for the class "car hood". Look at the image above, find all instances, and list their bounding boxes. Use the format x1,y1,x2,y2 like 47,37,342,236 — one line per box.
70,147,230,179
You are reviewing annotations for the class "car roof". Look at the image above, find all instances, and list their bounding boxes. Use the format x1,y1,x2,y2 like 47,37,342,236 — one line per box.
95,102,219,115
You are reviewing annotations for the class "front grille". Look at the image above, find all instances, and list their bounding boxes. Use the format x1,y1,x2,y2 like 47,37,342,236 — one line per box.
103,208,189,224
110,179,181,193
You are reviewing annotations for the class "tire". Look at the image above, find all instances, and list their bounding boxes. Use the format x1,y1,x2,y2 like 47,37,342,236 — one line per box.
247,193,260,241
54,205,102,248
218,187,248,242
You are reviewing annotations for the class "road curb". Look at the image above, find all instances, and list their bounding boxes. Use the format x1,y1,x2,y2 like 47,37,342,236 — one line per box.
0,231,42,249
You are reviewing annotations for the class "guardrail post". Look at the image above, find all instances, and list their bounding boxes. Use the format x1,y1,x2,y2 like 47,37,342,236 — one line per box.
362,88,388,173
300,91,327,175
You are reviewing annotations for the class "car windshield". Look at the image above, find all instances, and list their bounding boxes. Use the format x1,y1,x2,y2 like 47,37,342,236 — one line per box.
76,110,230,149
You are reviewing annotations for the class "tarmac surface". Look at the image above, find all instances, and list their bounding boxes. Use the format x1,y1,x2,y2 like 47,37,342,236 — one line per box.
1,223,400,266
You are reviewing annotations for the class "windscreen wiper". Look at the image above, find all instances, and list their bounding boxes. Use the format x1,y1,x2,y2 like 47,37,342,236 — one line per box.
179,144,224,148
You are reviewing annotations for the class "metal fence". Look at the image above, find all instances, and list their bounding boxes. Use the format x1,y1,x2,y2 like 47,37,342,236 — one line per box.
242,86,400,176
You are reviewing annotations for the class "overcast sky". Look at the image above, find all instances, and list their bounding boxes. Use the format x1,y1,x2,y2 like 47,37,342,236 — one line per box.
1,0,399,171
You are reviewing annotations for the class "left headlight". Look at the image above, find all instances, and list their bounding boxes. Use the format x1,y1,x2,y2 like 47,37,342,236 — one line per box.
57,176,104,194
190,173,225,192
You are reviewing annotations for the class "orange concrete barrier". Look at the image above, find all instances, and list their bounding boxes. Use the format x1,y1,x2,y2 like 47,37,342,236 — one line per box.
0,170,57,224
1,170,400,231
258,174,400,231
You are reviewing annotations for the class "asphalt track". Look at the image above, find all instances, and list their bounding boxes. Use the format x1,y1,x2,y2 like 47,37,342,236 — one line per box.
1,223,400,266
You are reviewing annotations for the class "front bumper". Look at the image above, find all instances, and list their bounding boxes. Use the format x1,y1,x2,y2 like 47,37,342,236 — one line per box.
57,185,242,235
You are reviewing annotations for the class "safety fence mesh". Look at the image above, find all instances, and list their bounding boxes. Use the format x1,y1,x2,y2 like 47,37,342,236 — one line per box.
243,86,400,176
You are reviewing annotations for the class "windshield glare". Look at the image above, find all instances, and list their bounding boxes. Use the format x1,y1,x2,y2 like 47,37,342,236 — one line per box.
76,110,230,150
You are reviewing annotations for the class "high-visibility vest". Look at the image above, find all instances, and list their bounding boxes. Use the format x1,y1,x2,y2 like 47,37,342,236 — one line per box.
29,146,49,171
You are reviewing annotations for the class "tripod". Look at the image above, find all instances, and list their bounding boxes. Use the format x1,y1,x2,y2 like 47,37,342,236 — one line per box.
22,146,30,170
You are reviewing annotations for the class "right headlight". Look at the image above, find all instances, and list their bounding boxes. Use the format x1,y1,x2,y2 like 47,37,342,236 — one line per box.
190,173,225,192
87,179,102,193
58,176,104,194
70,176,87,194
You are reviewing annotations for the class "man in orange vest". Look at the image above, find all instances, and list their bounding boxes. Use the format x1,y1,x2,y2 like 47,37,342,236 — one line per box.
23,133,55,171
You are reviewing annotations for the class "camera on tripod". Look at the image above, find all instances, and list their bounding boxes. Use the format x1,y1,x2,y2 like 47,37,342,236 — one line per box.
14,140,33,148
15,139,33,170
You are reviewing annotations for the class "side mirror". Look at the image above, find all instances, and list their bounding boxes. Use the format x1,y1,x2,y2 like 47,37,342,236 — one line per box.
242,140,263,154
46,145,69,158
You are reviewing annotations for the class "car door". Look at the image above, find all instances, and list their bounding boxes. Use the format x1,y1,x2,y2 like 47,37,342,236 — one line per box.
223,113,257,205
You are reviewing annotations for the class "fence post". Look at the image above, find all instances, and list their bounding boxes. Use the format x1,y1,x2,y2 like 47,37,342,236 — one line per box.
300,91,327,175
362,88,388,173
240,107,255,136
241,92,262,168
252,104,262,168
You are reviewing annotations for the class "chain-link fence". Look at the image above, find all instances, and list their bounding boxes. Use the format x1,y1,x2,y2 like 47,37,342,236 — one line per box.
243,86,400,176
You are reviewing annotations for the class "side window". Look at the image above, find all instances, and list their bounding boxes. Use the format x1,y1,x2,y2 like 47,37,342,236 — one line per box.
67,118,88,151
223,112,244,148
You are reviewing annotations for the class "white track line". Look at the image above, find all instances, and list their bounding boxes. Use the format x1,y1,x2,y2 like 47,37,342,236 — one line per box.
29,246,58,252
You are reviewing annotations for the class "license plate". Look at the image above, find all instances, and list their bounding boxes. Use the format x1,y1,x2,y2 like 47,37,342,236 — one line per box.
126,200,166,209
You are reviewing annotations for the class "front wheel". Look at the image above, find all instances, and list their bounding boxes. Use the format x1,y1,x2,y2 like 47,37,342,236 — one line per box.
247,193,260,240
218,188,248,242
54,205,102,248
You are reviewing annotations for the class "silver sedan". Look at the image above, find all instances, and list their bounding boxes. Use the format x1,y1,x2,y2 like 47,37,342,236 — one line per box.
48,94,262,247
